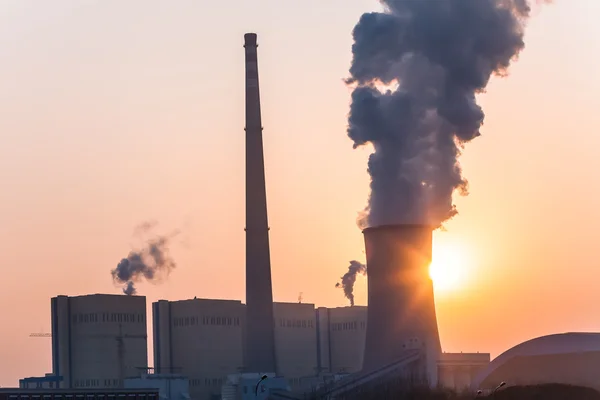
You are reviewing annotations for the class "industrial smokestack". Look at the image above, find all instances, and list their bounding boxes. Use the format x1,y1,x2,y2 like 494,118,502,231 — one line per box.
243,32,277,373
362,224,440,383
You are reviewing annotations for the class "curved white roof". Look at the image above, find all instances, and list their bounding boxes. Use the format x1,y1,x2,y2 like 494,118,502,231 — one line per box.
471,332,600,389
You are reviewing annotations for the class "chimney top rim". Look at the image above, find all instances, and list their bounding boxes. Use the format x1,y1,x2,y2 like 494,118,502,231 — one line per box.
244,33,258,47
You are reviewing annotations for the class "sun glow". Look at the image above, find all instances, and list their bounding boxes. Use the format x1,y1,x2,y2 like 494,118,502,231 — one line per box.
429,237,471,292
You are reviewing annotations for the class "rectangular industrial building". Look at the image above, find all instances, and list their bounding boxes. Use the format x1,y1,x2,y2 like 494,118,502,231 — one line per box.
153,299,322,399
437,352,491,391
152,298,246,400
272,302,318,389
0,388,159,400
51,294,148,389
43,292,488,399
316,306,367,375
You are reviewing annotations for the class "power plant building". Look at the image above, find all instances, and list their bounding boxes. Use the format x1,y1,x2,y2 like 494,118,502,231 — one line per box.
272,302,318,388
472,333,600,392
51,294,148,389
316,306,367,375
438,352,490,391
153,299,325,398
152,298,245,400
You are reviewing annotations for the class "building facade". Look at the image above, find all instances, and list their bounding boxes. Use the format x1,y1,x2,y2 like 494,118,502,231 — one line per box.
124,373,190,400
272,302,318,389
437,352,490,392
472,332,600,391
316,306,367,375
51,294,148,389
19,375,63,389
153,299,323,399
153,298,246,400
0,388,159,400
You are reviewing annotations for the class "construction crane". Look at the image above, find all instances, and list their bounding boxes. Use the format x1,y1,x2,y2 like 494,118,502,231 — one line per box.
29,332,146,340
29,332,52,338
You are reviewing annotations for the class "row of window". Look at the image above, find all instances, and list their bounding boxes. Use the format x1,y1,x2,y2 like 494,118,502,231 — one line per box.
73,379,122,388
278,319,314,329
331,321,366,331
173,316,241,327
72,313,145,324
189,378,224,387
22,382,58,389
288,377,302,385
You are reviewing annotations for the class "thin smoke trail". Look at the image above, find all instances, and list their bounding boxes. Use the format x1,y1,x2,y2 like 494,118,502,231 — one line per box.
111,221,178,295
336,261,367,306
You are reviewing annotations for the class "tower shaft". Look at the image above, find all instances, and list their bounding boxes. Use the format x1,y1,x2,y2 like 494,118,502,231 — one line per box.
362,224,441,385
244,33,277,373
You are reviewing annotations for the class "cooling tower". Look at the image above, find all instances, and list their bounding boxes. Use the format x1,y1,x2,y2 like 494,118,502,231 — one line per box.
362,224,441,384
243,32,277,373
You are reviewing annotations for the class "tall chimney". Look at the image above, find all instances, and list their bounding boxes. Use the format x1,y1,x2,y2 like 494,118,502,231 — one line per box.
243,32,277,373
362,224,441,385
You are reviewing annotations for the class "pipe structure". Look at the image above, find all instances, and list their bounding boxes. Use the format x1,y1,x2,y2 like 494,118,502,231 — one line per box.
243,32,277,374
362,224,441,385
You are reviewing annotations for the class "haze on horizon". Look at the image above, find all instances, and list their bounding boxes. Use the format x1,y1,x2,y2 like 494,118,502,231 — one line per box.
0,0,599,388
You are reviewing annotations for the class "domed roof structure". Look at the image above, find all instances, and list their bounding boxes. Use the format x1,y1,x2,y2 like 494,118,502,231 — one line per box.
472,332,600,391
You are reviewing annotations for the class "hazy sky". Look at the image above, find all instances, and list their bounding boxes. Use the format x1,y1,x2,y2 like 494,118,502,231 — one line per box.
0,0,598,387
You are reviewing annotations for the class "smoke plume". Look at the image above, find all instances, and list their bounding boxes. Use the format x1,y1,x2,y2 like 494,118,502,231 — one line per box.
347,0,543,228
111,222,178,295
336,260,367,306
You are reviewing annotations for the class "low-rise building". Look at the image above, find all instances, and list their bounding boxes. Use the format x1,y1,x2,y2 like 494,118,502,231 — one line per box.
316,306,367,375
124,372,190,400
437,352,490,391
153,298,245,400
51,294,148,389
19,375,63,389
0,388,159,400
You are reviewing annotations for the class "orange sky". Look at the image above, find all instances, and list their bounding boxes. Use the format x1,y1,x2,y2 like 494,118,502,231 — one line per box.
0,0,599,387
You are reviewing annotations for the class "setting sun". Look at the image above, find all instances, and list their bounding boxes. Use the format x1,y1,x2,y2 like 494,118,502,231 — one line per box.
429,236,471,292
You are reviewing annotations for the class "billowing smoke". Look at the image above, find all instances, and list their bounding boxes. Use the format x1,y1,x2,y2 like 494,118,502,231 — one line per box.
111,222,178,295
336,260,367,306
347,0,544,228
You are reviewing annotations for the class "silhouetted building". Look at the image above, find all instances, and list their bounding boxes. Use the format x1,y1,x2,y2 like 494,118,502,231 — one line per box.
152,299,321,399
51,294,148,389
0,388,159,400
438,352,490,391
473,332,600,391
316,306,367,375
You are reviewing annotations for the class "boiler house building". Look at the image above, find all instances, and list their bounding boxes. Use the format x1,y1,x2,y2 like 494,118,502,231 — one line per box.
51,294,148,389
152,299,369,400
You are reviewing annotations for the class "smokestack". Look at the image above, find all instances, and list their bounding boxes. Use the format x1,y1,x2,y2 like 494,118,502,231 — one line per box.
243,32,277,373
362,224,441,384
